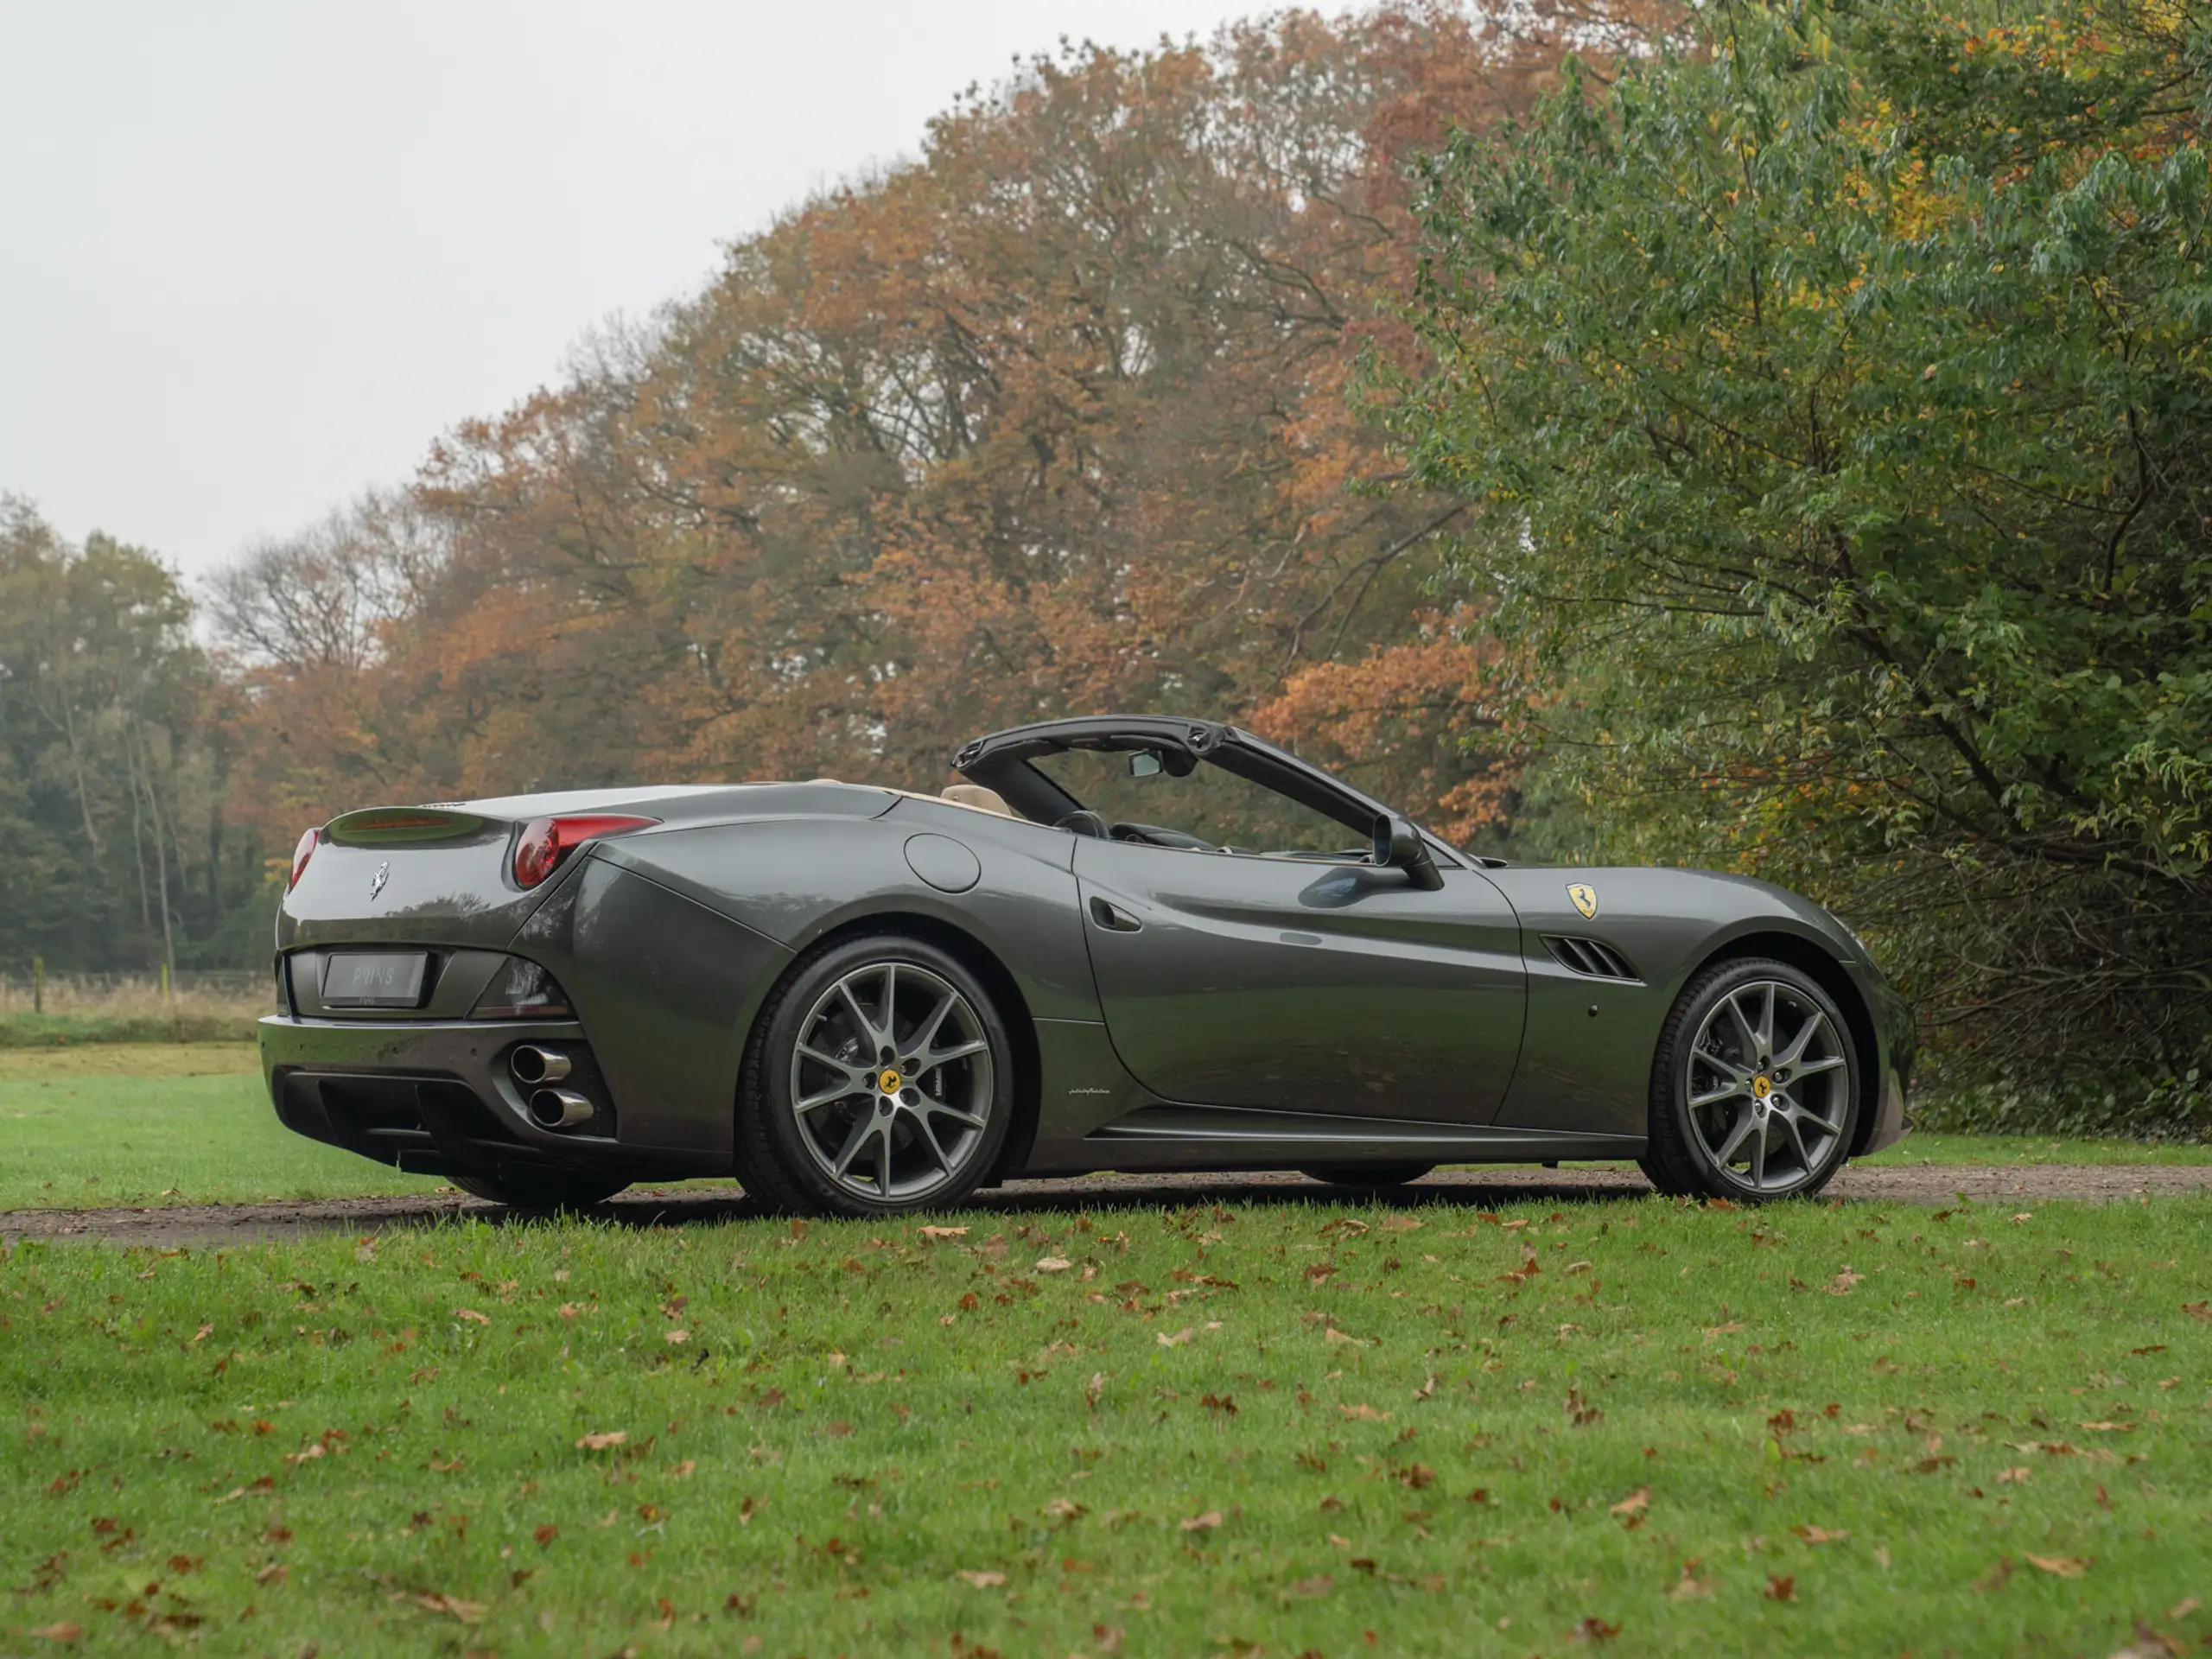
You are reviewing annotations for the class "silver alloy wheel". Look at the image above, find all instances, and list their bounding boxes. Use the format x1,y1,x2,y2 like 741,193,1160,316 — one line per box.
1683,978,1851,1194
786,961,995,1203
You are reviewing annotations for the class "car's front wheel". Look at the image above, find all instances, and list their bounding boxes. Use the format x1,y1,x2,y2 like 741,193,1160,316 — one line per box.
738,934,1015,1217
1642,958,1860,1203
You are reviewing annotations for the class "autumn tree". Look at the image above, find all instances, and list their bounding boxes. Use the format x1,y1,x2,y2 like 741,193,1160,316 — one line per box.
233,6,1637,842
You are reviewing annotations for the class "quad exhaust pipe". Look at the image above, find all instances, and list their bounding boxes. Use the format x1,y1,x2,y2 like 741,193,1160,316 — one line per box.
510,1045,571,1085
512,1044,594,1129
528,1087,594,1129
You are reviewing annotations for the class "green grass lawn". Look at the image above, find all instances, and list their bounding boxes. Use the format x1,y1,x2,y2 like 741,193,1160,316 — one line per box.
3,1197,2208,1655
1862,1133,2212,1166
0,1046,439,1211
3,1045,2207,1215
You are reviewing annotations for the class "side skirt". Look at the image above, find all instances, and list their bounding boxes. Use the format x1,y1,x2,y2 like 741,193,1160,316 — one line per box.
1082,1103,1644,1170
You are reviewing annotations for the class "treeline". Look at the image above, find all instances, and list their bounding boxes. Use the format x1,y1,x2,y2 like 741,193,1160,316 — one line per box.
9,0,2208,1125
0,502,268,974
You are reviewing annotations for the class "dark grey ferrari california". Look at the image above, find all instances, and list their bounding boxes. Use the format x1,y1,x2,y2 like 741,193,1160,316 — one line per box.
262,714,1911,1214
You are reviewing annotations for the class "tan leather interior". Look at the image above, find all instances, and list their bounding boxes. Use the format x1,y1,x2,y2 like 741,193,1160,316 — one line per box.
940,783,1016,818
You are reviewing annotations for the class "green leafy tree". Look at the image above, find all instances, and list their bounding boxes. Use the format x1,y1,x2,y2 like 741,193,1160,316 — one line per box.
1398,0,2212,1110
0,499,266,973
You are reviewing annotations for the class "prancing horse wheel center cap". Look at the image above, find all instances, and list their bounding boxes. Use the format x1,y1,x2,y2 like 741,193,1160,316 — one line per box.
1751,1074,1773,1102
878,1069,903,1094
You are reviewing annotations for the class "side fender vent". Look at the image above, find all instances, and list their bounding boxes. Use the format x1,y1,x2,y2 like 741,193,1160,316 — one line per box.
1543,935,1640,982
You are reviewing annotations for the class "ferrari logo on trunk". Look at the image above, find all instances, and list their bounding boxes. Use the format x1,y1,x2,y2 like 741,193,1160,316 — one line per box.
1567,882,1598,919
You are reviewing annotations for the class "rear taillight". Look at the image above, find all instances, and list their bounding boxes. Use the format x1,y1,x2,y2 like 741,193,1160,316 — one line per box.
512,814,659,888
471,957,575,1020
288,827,321,890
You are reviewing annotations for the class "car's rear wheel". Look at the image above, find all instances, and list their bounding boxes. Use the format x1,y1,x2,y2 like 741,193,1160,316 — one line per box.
1642,957,1860,1203
450,1172,629,1210
1299,1163,1434,1188
738,934,1015,1217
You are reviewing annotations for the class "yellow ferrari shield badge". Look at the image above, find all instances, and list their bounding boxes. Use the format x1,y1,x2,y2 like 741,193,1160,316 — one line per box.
1567,882,1599,920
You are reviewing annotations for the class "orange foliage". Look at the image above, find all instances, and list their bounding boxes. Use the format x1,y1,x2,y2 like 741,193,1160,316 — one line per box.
226,6,1672,842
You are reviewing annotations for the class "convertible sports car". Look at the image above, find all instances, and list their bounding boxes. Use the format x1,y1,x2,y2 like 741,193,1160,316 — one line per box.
262,714,1910,1214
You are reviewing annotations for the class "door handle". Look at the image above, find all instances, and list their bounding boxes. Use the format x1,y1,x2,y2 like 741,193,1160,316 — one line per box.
1089,896,1142,932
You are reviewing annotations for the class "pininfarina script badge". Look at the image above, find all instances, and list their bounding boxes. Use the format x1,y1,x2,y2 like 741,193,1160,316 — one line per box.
368,861,391,903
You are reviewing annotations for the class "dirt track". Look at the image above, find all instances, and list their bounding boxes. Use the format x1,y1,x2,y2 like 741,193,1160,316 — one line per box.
4,1162,2207,1249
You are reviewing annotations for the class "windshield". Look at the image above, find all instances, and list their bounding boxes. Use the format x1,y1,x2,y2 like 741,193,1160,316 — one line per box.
1028,748,1367,859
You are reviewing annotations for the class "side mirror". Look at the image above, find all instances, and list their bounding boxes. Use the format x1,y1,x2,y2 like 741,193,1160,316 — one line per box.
1128,751,1163,779
1372,813,1445,891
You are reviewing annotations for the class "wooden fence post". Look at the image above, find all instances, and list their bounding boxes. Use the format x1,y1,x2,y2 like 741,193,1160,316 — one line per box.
32,956,43,1014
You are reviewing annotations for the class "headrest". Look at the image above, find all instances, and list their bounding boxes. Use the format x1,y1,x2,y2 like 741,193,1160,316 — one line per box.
941,783,1016,818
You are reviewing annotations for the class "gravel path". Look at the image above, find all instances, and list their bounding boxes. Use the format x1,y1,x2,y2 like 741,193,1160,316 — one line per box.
4,1162,2207,1249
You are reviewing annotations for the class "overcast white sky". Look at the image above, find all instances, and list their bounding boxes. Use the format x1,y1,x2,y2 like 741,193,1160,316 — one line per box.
1,2,1262,577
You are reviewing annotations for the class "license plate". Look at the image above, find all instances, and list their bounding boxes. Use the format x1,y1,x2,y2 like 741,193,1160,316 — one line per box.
322,951,430,1008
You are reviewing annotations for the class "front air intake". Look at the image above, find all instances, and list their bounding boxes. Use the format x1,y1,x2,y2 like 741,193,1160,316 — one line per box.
1543,935,1640,982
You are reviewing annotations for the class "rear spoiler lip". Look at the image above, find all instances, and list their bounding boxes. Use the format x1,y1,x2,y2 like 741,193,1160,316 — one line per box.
322,806,499,847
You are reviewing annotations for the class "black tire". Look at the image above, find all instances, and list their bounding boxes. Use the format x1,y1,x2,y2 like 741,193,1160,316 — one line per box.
450,1172,629,1210
1642,957,1861,1203
736,933,1016,1217
1299,1163,1435,1187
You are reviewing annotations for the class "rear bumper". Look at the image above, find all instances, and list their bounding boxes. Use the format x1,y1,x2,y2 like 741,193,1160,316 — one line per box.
259,1014,727,1183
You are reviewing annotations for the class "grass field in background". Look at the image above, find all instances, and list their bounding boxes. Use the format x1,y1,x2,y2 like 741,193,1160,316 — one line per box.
2,1046,2209,1213
0,1046,437,1211
4,1196,2209,1655
0,1013,262,1049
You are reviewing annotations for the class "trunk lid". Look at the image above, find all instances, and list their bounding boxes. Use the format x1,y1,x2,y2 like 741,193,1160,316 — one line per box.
282,804,543,950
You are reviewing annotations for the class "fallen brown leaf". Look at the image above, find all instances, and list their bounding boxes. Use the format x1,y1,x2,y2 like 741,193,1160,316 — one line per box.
1764,1574,1796,1602
413,1592,486,1622
1179,1510,1224,1532
575,1431,627,1450
957,1569,1007,1588
1609,1487,1650,1517
2025,1554,2088,1579
1668,1560,1712,1599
